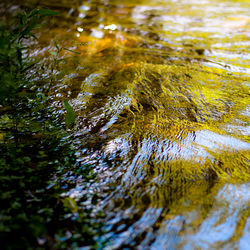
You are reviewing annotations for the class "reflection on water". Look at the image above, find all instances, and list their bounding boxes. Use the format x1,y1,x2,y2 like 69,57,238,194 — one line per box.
180,183,250,249
16,0,250,248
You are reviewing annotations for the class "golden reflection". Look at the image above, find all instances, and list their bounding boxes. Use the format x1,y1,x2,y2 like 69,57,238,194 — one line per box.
16,0,250,248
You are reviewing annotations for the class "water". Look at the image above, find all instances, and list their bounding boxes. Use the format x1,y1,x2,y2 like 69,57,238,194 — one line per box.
9,0,250,248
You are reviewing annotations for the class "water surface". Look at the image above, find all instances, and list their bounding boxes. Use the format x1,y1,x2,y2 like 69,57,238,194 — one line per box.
12,0,250,248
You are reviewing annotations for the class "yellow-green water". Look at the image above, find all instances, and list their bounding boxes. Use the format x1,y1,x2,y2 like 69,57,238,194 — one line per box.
11,0,250,248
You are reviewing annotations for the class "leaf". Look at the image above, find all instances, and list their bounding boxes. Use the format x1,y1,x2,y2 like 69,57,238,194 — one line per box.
49,51,57,57
72,56,80,64
63,48,81,54
37,9,61,18
18,13,27,26
64,100,75,128
62,197,78,213
54,41,60,52
21,62,36,73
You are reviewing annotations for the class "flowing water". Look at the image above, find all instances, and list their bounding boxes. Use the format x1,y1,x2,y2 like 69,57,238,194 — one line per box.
5,0,250,248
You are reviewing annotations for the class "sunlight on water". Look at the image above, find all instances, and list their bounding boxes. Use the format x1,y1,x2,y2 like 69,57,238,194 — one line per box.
16,0,250,248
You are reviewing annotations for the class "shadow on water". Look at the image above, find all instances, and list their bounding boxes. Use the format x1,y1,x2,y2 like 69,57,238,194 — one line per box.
5,0,250,248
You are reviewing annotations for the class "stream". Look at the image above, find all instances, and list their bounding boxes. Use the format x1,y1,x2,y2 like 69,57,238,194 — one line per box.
4,0,250,248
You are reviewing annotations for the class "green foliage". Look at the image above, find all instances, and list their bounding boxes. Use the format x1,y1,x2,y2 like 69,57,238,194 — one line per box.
46,41,80,95
0,9,59,104
64,100,76,128
0,9,104,249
